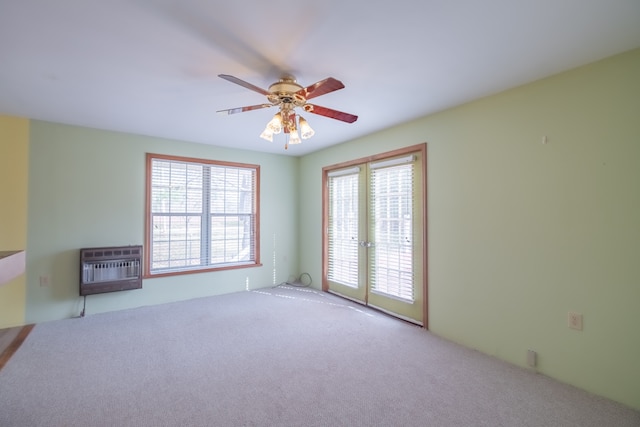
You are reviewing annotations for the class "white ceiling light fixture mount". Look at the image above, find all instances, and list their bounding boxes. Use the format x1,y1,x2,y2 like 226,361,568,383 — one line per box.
217,74,357,150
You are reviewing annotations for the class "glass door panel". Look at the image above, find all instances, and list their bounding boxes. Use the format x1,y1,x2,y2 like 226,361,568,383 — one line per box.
326,167,367,303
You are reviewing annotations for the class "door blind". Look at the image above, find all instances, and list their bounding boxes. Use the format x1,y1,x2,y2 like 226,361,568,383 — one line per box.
327,169,360,288
369,159,415,301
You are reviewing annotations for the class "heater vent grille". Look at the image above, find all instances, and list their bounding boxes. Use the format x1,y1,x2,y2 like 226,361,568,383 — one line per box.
79,245,143,296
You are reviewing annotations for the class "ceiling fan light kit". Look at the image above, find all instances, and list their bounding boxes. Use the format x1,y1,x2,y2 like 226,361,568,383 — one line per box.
217,74,357,150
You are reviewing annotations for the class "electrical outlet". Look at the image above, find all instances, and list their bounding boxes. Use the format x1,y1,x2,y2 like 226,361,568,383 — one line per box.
568,312,583,331
527,349,537,367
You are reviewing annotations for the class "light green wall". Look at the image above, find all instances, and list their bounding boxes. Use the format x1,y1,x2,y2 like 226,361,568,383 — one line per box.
26,122,299,323
0,116,29,328
299,48,640,410
6,47,639,411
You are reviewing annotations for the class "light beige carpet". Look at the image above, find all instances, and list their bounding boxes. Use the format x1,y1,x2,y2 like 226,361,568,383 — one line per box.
0,286,638,426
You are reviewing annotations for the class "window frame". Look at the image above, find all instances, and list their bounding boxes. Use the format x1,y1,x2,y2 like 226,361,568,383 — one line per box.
144,153,261,278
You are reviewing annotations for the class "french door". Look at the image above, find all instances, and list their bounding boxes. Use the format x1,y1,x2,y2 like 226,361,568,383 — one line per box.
322,144,426,326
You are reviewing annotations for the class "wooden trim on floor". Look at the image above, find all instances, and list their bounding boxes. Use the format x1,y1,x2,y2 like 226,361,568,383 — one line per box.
0,324,35,371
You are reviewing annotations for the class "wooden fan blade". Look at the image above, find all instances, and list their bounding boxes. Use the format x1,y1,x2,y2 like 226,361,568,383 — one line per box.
218,74,270,96
297,77,345,100
216,104,272,115
305,104,358,123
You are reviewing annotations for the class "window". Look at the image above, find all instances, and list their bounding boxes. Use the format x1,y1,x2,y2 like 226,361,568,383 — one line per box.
369,156,415,301
327,167,361,288
326,156,416,301
145,154,260,276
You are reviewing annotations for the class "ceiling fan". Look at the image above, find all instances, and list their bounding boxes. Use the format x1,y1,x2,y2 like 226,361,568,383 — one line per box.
217,74,358,149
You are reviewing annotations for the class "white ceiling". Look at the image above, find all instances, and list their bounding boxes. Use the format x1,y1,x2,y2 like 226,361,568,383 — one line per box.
1,1,640,156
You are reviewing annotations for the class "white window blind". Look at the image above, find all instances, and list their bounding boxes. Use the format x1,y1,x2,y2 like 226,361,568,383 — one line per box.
327,169,360,288
369,159,415,301
148,155,258,275
327,166,360,177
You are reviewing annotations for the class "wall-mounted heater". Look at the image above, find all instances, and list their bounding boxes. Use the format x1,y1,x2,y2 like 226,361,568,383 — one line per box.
79,245,142,296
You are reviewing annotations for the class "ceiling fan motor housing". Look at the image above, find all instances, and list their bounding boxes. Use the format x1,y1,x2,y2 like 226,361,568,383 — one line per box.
268,77,307,107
